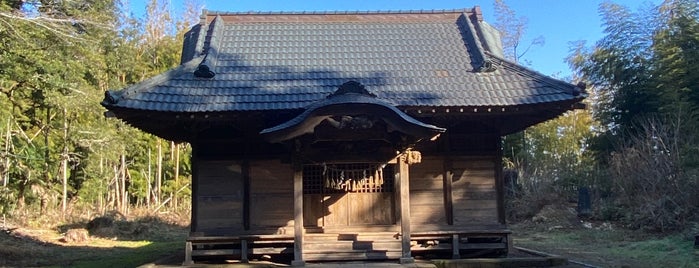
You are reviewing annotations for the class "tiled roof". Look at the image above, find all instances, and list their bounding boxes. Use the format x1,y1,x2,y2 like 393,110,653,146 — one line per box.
102,8,584,113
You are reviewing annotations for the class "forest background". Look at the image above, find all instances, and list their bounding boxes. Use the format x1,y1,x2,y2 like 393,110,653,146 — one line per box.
0,0,697,236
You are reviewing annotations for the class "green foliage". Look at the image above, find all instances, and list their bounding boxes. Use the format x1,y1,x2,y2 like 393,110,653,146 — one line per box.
567,2,660,133
0,0,196,216
504,108,599,221
496,0,599,222
568,0,699,231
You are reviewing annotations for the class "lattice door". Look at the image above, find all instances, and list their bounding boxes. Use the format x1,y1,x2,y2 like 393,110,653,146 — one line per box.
303,163,396,227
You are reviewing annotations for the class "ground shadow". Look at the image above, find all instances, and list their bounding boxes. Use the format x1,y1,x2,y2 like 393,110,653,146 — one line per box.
0,214,188,267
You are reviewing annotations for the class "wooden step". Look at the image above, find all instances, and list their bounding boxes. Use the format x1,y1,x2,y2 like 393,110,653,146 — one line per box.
304,240,402,251
191,249,240,257
302,232,402,262
304,232,399,242
303,250,403,261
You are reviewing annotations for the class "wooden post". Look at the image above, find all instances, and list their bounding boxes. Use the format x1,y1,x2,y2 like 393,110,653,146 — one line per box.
291,162,305,266
240,240,249,263
242,160,250,230
443,158,454,225
495,136,506,224
452,234,460,259
190,143,199,233
183,241,193,265
397,153,414,264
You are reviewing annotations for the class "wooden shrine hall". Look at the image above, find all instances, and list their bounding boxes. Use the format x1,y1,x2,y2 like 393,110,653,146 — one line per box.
101,7,586,266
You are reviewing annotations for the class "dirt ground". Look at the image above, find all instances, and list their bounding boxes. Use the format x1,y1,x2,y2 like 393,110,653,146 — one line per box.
1,206,696,267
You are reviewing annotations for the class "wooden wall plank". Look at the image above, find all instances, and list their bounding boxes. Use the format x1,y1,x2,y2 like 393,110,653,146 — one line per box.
195,161,244,235
376,192,395,224
250,194,294,228
324,194,349,227
348,192,394,225
349,193,373,225
249,160,294,230
250,160,293,193
303,194,323,227
409,190,444,206
450,157,500,227
452,188,497,201
408,157,446,226
409,158,443,190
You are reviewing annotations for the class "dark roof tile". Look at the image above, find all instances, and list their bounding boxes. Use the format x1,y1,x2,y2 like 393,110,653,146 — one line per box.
103,8,584,113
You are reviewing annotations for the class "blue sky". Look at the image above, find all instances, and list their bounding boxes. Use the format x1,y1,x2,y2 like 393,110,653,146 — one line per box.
128,0,660,78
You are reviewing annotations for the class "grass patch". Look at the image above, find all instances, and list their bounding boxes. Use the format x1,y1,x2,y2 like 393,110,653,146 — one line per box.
69,241,181,268
601,234,696,268
513,227,698,268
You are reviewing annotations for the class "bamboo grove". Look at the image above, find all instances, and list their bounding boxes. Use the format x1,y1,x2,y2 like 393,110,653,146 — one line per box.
503,0,699,232
0,0,200,218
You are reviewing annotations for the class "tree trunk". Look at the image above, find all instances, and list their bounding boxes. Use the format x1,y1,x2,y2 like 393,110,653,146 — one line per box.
43,108,50,215
121,154,127,213
156,139,162,204
173,142,179,209
3,118,10,188
61,108,68,215
147,147,152,208
113,163,120,211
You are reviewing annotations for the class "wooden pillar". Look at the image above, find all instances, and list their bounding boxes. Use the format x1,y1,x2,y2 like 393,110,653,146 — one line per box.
397,153,414,264
451,234,460,259
190,143,199,233
495,136,506,224
183,241,194,265
443,158,454,225
240,240,249,263
242,160,250,230
291,162,305,266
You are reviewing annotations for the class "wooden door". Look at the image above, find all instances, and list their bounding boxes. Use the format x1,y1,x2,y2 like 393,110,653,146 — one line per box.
303,163,396,227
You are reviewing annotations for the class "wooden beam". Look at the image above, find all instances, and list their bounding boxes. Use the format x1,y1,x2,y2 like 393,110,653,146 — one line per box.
292,161,305,266
397,154,414,264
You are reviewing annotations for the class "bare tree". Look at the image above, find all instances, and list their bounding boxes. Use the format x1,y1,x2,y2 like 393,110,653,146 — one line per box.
493,0,544,64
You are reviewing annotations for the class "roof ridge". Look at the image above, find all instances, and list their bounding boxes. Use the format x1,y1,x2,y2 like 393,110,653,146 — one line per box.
457,12,491,72
205,8,475,16
485,51,586,97
204,15,225,65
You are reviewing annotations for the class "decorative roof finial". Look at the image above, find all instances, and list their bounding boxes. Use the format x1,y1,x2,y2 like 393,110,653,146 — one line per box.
327,81,376,98
194,64,215,78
